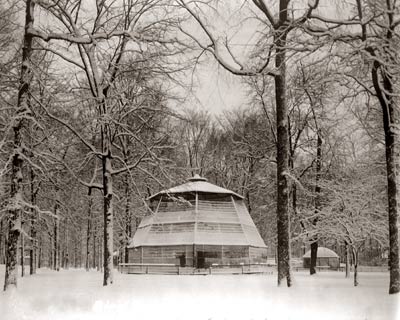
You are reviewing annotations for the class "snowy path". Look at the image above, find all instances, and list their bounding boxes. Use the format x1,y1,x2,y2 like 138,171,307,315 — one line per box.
0,266,398,320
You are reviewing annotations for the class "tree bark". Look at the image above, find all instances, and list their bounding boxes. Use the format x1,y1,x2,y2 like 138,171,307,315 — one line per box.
99,233,103,272
371,61,400,294
310,241,318,275
0,220,4,264
310,130,322,275
93,218,97,270
53,190,60,271
64,227,69,269
73,236,78,268
29,168,37,275
345,242,350,278
38,234,42,269
275,25,292,287
53,216,59,271
86,188,93,271
102,152,114,285
20,222,25,277
124,174,131,264
352,248,358,287
4,0,35,291
383,98,400,294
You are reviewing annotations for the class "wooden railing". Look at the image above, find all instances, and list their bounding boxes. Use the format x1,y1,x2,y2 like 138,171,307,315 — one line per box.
118,263,273,275
119,263,180,274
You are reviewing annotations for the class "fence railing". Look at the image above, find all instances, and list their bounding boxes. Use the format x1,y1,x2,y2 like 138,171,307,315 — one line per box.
118,263,274,275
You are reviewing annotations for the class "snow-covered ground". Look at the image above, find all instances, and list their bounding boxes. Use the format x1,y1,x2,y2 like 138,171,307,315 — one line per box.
0,266,398,320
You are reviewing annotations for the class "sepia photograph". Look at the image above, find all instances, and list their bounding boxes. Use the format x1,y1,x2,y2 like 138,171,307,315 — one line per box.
0,1,399,319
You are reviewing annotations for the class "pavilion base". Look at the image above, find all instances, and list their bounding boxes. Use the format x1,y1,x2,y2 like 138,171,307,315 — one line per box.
118,263,273,275
127,244,268,269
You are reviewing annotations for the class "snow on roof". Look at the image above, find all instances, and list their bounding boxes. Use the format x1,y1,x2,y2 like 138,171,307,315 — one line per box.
128,198,267,248
147,174,244,200
303,247,339,258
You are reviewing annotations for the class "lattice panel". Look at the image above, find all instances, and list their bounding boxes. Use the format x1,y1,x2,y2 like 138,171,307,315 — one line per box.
150,222,195,233
154,210,196,223
158,200,195,212
197,200,239,223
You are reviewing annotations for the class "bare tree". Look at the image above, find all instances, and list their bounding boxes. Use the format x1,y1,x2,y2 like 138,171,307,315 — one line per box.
3,0,35,291
179,0,321,286
19,0,188,286
304,0,400,294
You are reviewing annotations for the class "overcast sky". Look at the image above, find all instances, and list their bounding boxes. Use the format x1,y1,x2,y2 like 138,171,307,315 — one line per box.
191,60,247,116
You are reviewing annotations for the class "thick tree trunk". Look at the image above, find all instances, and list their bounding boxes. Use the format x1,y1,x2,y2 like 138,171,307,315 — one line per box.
102,153,114,285
124,174,131,264
275,27,291,287
0,220,4,264
371,62,399,294
86,188,93,271
310,131,322,275
383,105,400,294
310,242,318,275
4,0,35,291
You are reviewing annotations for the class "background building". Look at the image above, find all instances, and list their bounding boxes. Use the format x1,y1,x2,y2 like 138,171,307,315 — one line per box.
303,247,340,270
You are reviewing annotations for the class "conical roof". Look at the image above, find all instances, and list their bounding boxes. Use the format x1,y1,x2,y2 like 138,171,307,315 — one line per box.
129,175,266,248
303,247,339,258
147,174,243,200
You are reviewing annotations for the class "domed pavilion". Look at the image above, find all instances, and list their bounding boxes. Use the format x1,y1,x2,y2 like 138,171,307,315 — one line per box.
303,247,340,270
127,175,267,269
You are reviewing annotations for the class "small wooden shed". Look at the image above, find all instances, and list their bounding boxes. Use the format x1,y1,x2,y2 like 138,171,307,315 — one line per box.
303,247,340,270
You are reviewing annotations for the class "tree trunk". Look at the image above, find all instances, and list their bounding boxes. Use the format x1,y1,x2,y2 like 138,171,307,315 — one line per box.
93,218,97,270
0,220,4,264
3,0,35,291
53,216,59,271
102,152,114,285
99,233,103,272
383,101,400,294
64,227,69,269
20,222,25,277
73,237,78,268
353,248,358,287
86,188,93,271
310,242,318,275
53,192,60,272
345,242,350,278
310,130,322,275
371,61,400,294
38,235,42,269
275,26,291,287
124,174,131,264
0,221,3,264
30,168,37,275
